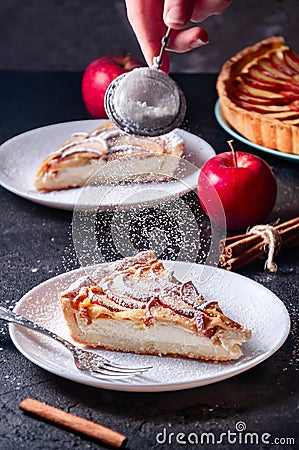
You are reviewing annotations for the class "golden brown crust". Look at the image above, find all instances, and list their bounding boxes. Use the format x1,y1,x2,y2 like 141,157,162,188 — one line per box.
217,37,299,155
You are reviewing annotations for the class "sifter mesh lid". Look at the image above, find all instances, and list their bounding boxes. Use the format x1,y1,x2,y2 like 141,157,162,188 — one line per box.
104,67,186,136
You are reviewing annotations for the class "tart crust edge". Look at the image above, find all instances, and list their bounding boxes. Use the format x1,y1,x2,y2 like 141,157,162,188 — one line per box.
216,36,299,155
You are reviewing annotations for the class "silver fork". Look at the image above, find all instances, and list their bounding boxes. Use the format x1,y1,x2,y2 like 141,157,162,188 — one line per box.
0,306,152,380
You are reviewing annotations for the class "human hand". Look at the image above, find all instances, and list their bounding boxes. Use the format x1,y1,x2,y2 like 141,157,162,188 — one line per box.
125,0,232,72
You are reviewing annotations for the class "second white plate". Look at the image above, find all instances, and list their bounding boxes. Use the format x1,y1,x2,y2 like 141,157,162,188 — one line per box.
9,261,290,392
0,120,215,210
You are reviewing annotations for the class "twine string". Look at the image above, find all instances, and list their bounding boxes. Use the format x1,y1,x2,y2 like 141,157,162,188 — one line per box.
247,224,282,272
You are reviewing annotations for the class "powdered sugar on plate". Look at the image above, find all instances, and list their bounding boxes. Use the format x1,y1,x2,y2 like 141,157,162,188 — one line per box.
9,261,290,392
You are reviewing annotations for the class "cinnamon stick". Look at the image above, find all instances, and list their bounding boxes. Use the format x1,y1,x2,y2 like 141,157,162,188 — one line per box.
219,217,299,253
225,223,299,259
219,233,247,252
19,398,127,448
224,234,261,258
223,241,265,271
219,216,299,271
275,216,299,230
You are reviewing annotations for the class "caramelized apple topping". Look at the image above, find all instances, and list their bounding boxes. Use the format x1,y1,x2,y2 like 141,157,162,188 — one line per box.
231,44,299,123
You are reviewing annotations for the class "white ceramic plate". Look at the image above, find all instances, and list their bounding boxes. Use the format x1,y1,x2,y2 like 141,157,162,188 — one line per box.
0,120,215,211
215,100,299,163
9,261,290,392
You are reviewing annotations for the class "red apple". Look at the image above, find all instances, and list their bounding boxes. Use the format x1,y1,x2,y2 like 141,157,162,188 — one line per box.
197,143,277,231
81,55,143,118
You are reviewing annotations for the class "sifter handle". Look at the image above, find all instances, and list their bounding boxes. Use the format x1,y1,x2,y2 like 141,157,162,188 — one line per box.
152,27,171,69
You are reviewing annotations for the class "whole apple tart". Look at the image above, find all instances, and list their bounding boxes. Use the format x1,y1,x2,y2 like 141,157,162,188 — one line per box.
216,37,299,155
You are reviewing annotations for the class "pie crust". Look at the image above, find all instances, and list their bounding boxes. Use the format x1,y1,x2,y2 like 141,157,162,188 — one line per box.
34,121,184,191
60,251,251,361
217,37,299,154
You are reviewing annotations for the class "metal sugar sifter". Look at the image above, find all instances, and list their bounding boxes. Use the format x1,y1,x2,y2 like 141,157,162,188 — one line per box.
104,28,186,137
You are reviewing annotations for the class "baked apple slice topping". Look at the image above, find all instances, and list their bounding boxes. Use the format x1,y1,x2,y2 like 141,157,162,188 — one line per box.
232,43,299,122
284,49,299,73
216,37,299,154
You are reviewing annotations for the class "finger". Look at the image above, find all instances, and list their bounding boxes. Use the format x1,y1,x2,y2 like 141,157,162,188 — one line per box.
125,0,170,72
163,0,195,29
167,27,209,53
191,0,233,22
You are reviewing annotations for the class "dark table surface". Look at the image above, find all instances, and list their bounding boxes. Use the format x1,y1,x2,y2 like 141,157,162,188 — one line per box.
0,71,298,450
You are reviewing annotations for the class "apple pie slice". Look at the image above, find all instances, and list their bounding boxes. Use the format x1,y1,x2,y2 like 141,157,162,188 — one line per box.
60,251,251,361
217,37,299,154
34,121,184,191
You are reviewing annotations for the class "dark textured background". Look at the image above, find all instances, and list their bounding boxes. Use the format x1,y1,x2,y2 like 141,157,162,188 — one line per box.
0,71,298,450
0,2,298,449
0,0,298,73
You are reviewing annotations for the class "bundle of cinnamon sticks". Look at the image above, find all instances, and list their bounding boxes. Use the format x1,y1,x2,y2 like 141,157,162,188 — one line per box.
219,217,299,272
